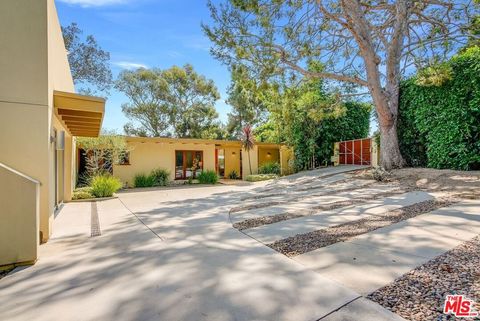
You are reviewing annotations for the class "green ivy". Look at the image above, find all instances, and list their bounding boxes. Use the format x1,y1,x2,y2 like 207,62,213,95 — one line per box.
398,47,480,170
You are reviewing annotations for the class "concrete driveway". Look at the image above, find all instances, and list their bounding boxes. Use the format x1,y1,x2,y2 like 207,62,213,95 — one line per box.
0,166,402,321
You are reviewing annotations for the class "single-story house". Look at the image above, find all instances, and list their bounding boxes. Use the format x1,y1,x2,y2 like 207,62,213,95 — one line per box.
78,137,293,186
0,0,105,266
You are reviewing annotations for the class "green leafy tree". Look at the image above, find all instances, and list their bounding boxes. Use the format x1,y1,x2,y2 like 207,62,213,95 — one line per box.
226,65,268,138
115,68,171,137
116,65,223,139
62,23,113,95
264,68,370,169
203,1,476,169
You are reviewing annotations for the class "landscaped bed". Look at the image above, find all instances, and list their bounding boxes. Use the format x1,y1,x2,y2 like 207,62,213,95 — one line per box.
245,174,278,182
72,175,122,200
367,235,480,321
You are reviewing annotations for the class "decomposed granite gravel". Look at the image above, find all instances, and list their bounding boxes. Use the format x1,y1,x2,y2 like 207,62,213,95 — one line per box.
367,235,480,321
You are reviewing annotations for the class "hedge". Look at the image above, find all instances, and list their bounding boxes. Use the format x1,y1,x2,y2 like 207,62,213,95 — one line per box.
398,47,480,170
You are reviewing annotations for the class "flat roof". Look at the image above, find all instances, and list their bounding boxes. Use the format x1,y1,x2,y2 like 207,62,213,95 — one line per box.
123,136,285,148
54,91,105,137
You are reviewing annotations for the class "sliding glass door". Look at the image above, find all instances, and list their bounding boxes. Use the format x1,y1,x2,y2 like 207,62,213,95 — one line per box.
175,150,203,179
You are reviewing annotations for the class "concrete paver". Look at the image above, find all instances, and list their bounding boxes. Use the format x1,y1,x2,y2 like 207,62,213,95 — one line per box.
238,178,374,206
230,185,399,223
321,297,406,321
293,199,480,295
293,242,429,295
243,191,434,244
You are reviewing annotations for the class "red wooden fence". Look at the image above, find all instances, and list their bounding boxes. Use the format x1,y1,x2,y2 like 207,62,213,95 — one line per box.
338,138,371,165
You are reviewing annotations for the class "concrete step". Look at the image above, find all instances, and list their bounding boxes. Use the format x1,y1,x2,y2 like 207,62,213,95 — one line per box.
242,191,434,244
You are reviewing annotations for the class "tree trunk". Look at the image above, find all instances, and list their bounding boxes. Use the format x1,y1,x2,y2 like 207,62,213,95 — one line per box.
370,85,405,170
248,150,252,175
379,120,404,170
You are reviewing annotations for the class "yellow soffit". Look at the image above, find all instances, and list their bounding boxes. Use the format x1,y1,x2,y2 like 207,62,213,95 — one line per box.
54,91,105,137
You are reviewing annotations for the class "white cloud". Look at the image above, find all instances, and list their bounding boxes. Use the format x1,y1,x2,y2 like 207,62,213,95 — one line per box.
113,61,148,70
57,0,129,8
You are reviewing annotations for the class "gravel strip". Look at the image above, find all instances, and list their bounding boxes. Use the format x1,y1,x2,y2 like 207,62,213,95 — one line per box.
367,235,480,321
233,213,306,230
268,198,456,257
232,188,407,230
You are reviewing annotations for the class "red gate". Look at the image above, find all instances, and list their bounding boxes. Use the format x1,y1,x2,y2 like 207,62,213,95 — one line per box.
338,138,371,165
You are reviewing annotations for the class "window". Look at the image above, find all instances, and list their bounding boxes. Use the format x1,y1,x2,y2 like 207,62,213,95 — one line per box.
118,151,130,165
175,151,203,179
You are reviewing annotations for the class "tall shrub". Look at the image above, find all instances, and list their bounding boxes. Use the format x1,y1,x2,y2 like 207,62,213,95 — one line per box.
290,102,371,170
77,133,128,180
399,47,480,170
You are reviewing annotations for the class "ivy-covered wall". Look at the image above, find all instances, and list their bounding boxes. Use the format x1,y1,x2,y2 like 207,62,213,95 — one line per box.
291,102,371,170
398,47,480,170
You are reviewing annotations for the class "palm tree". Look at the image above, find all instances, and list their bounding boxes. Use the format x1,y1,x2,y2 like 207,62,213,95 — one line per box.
241,125,255,175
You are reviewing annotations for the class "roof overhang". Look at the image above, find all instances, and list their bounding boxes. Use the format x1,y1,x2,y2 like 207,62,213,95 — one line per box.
54,91,105,137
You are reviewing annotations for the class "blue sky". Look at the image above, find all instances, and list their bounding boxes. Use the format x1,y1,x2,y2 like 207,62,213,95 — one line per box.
56,0,231,133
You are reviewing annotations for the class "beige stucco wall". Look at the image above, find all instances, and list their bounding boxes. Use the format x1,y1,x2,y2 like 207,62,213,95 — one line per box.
111,139,288,182
0,0,75,243
0,0,48,105
258,147,280,167
113,141,217,187
224,147,242,178
0,163,40,266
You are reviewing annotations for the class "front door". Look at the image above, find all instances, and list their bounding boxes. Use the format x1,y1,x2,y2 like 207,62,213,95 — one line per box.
216,149,225,178
175,150,203,179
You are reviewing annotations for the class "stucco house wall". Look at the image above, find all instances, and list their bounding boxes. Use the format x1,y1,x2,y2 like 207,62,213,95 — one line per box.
111,138,289,185
113,138,217,186
258,147,280,167
224,146,242,178
0,0,94,250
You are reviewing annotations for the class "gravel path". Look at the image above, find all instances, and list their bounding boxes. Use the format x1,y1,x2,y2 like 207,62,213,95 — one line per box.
267,198,456,257
367,235,480,321
232,188,406,230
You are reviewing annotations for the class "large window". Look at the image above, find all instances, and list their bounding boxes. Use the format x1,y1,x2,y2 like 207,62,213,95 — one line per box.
175,151,203,179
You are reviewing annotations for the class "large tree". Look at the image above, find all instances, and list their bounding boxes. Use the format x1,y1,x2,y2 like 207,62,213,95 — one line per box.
116,65,224,139
62,23,113,95
226,65,268,138
203,0,476,169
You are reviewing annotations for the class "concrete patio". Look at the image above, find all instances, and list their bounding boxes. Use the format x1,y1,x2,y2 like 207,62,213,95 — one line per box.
4,165,477,321
0,166,405,321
